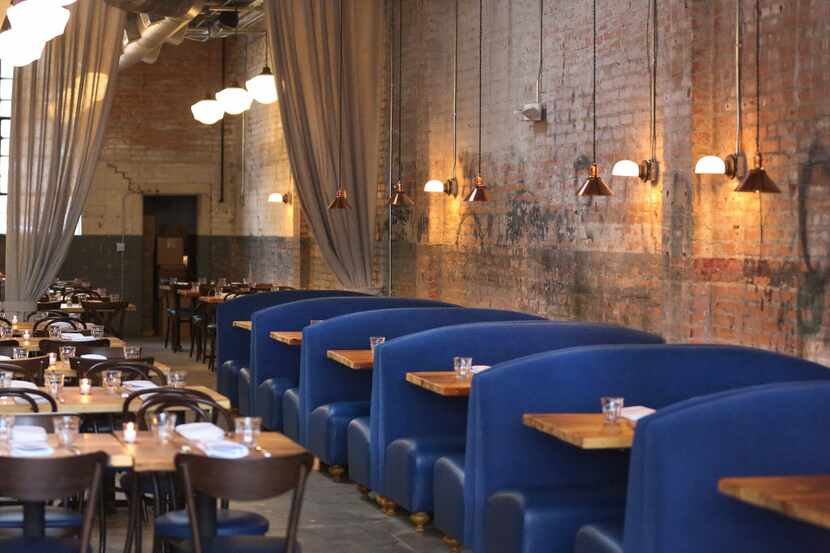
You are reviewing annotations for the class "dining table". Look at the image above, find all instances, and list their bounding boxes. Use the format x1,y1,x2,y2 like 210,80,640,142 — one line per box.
327,349,373,370
233,320,252,331
48,359,172,378
718,475,830,530
405,371,471,397
11,335,127,353
522,413,635,449
270,331,303,346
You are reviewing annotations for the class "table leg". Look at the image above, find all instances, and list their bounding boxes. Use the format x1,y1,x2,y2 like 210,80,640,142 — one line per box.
22,501,45,538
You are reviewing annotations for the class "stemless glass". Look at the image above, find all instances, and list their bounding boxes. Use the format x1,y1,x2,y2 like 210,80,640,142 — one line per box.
45,370,65,399
369,336,386,353
601,397,624,424
0,326,10,339
59,345,76,361
91,326,105,339
11,347,27,360
0,415,15,443
151,412,176,444
123,345,142,360
234,416,262,445
103,370,122,394
453,356,473,380
54,416,80,448
168,370,187,389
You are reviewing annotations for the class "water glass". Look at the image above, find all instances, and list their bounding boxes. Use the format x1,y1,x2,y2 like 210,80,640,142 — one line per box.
59,345,76,361
123,345,142,360
91,326,105,339
234,416,261,445
309,319,323,326
601,397,625,424
103,370,122,394
0,326,10,339
0,415,15,442
453,356,473,380
48,353,57,366
54,415,80,448
0,372,12,389
151,412,176,444
47,325,61,338
168,370,187,389
45,370,65,398
369,336,386,353
12,347,27,360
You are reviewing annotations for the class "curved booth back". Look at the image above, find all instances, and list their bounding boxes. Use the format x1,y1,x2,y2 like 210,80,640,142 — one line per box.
247,297,452,421
623,381,830,553
301,308,543,462
372,322,664,494
469,345,830,553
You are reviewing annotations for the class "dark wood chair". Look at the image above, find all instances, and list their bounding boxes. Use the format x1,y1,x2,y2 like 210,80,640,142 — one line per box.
176,452,313,553
0,357,50,386
82,301,129,339
121,387,216,421
0,387,57,412
0,452,106,553
37,339,111,356
69,356,155,380
135,394,233,431
85,361,167,386
33,317,87,336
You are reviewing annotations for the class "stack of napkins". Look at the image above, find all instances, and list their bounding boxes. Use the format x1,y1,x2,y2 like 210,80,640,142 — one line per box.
61,333,97,342
176,422,226,443
10,380,48,405
10,425,53,457
621,406,656,424
122,380,157,392
81,354,107,360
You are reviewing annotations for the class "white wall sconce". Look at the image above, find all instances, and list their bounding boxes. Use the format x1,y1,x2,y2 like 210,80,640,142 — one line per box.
268,192,292,204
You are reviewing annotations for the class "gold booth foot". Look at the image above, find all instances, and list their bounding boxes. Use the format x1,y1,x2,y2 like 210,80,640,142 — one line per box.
410,512,431,532
357,484,370,496
442,536,461,553
380,497,397,516
328,465,346,481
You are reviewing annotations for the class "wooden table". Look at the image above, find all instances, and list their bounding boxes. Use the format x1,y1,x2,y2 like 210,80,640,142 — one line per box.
116,430,306,473
406,371,471,397
327,349,373,370
522,413,634,449
0,433,132,467
270,331,303,346
60,303,137,313
48,359,172,377
233,321,252,331
198,296,226,304
13,336,126,353
719,475,830,530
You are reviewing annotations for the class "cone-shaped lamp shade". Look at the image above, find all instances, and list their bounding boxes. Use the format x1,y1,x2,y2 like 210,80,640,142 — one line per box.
245,67,278,104
328,188,351,210
216,83,253,115
424,179,445,193
389,181,414,206
191,97,224,125
735,154,780,193
0,29,45,68
577,163,612,196
8,0,70,42
465,176,488,202
612,159,641,178
695,155,727,175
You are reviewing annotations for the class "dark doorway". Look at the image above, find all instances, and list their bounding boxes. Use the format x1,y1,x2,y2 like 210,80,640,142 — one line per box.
142,195,198,335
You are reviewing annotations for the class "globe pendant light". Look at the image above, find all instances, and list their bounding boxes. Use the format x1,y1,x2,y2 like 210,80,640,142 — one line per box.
734,0,779,194
387,0,413,207
329,0,350,210
191,94,224,125
215,82,253,115
7,0,71,43
0,29,45,68
577,0,612,197
246,66,278,104
465,0,489,202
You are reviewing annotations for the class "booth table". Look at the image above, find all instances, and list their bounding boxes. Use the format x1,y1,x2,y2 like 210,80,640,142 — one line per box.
522,413,635,449
719,475,830,530
327,349,373,370
270,331,303,346
233,321,252,331
405,371,471,397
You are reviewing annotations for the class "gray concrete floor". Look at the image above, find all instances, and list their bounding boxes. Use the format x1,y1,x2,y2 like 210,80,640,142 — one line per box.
102,338,451,553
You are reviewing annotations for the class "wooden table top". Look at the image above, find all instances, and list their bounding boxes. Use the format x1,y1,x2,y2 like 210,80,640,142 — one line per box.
719,475,830,530
327,349,373,370
198,296,226,304
48,359,172,377
406,371,470,397
117,430,307,472
0,433,133,468
0,385,228,415
60,303,137,313
11,336,127,353
270,331,303,346
233,321,252,331
522,413,634,449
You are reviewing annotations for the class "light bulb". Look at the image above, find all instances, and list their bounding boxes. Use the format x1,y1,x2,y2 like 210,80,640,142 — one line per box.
268,192,284,203
611,159,641,178
216,83,253,115
424,179,445,193
0,29,45,67
56,0,78,5
191,98,224,125
8,0,71,43
694,155,727,175
245,67,278,104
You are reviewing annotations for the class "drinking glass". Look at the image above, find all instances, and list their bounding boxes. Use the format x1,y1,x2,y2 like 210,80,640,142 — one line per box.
103,370,122,394
168,370,187,389
91,326,105,339
369,336,386,353
0,326,10,339
21,331,31,342
234,416,261,445
0,415,15,442
11,347,27,360
45,370,65,399
54,416,80,448
453,356,473,380
151,412,176,444
47,325,61,338
59,345,76,361
123,345,142,360
0,373,13,406
48,353,57,366
601,397,624,424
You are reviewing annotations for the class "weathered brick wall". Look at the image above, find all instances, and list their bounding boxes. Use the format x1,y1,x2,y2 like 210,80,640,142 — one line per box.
389,0,830,363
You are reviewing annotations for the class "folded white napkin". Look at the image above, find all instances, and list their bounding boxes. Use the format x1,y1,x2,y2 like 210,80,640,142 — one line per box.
0,355,10,361
61,333,97,342
10,442,54,457
122,380,157,392
621,406,656,423
471,365,491,374
53,322,74,330
8,381,48,404
177,422,225,443
81,354,107,360
11,425,48,445
199,440,249,459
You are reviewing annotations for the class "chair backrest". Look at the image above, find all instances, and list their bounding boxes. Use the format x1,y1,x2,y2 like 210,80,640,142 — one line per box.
465,344,830,552
0,452,106,548
82,301,129,338
0,357,50,385
177,452,313,553
0,388,57,412
34,317,87,333
38,339,110,355
136,394,233,430
70,355,155,379
86,360,167,385
0,340,20,348
35,301,62,312
122,386,216,418
625,381,830,553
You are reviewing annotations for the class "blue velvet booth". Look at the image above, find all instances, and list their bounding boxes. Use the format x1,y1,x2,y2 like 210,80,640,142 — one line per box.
367,321,663,531
216,290,364,407
574,381,830,553
467,345,830,553
244,296,452,427
302,307,543,477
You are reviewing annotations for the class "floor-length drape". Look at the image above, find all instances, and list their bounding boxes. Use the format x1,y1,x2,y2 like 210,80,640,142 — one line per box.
0,1,10,28
264,0,383,291
4,1,125,313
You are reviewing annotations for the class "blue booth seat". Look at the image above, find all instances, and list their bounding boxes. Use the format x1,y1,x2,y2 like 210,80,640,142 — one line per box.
370,321,663,537
303,307,543,476
468,345,830,553
244,297,452,424
216,290,365,407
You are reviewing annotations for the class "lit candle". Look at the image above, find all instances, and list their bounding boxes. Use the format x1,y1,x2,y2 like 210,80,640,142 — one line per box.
79,378,91,395
22,330,30,344
123,422,137,443
48,353,57,366
11,315,17,330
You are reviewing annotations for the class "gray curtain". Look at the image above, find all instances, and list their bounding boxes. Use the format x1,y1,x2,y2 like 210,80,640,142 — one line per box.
0,0,9,28
264,0,383,291
4,1,125,313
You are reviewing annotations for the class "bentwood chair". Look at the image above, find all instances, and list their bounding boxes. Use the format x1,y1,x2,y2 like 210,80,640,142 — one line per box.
33,318,87,337
175,452,313,553
37,339,110,356
0,388,57,412
0,452,106,553
0,358,50,386
85,361,167,387
69,355,155,380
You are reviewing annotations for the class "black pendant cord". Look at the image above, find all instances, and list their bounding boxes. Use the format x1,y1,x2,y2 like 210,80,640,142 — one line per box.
591,0,597,164
477,0,483,176
397,0,403,183
735,0,743,156
451,0,458,178
754,0,760,156
648,0,657,163
337,0,344,194
536,0,543,104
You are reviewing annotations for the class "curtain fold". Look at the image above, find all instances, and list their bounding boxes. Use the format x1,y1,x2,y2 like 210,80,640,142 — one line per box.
4,0,125,313
264,0,383,291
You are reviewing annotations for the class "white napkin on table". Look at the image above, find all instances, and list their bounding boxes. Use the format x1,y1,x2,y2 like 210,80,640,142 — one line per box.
61,333,97,342
0,356,11,361
8,380,48,404
53,322,74,330
10,442,54,457
11,425,48,445
122,380,157,392
81,354,107,360
199,440,249,459
621,406,656,423
177,422,225,443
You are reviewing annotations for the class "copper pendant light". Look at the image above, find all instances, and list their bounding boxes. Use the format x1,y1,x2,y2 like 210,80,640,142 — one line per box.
465,0,489,202
735,0,779,194
329,0,351,210
577,0,612,197
388,0,414,207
